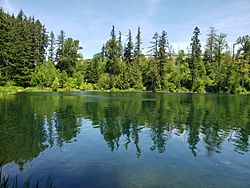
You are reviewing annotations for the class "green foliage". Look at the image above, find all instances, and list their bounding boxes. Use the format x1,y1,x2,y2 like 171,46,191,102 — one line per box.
48,31,56,62
79,82,94,91
189,26,206,92
236,35,250,89
124,29,134,65
56,37,82,76
51,77,59,91
204,27,217,64
175,50,191,89
73,61,88,87
0,86,23,97
158,30,169,90
104,26,120,77
148,32,159,58
0,9,48,87
134,26,142,65
143,58,161,91
64,77,77,90
30,61,59,88
97,73,111,90
55,30,65,62
85,54,104,84
114,62,130,90
162,59,177,92
59,70,68,88
129,67,144,90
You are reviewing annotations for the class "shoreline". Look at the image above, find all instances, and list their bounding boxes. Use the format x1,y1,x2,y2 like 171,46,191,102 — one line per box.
0,86,249,96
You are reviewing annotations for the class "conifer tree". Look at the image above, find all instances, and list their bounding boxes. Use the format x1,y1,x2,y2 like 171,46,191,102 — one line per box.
214,33,228,67
118,31,123,60
56,38,82,76
56,30,65,62
148,32,159,58
48,31,56,62
158,30,169,89
12,10,35,86
124,29,133,65
134,26,142,64
0,7,9,84
189,26,205,91
40,25,48,62
104,25,120,76
204,27,217,64
101,44,105,60
236,35,250,88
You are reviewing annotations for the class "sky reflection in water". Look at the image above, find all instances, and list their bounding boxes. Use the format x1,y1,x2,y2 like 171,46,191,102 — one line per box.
0,92,249,187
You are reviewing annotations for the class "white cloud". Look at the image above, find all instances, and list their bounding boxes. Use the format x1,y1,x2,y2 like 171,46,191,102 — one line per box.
1,0,15,13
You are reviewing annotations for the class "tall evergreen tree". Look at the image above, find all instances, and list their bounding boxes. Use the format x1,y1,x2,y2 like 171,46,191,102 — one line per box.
236,35,250,88
118,31,123,60
104,25,120,77
211,33,228,92
158,31,169,60
204,27,217,64
56,38,82,76
33,20,47,64
148,32,159,58
214,33,228,67
17,9,25,20
56,30,65,62
134,26,142,64
124,29,133,65
189,26,205,91
237,35,250,58
203,27,218,81
48,31,56,62
40,25,48,62
11,10,36,86
0,7,9,84
143,59,161,91
85,53,103,84
101,44,105,60
158,30,169,89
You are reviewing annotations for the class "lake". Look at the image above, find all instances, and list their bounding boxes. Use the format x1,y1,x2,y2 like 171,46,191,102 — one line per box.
0,92,249,188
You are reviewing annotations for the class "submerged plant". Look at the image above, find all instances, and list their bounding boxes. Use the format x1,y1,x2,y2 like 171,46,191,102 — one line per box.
0,161,53,188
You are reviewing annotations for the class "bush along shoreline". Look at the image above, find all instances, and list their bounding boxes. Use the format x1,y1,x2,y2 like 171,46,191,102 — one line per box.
0,86,249,97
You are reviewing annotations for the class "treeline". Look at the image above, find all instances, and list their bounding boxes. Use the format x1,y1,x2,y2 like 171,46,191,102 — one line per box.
0,8,249,93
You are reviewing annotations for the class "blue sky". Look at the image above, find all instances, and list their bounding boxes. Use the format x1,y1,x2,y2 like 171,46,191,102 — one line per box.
1,0,250,58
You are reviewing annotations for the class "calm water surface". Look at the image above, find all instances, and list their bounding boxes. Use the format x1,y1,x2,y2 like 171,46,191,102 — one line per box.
0,92,250,188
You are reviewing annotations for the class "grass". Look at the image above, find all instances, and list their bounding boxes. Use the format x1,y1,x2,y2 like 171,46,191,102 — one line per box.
0,86,249,96
0,86,24,97
0,161,53,188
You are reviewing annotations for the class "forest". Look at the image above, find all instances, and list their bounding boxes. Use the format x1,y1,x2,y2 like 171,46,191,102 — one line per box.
0,8,249,93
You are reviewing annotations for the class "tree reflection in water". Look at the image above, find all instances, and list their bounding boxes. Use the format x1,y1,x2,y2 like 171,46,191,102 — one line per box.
0,92,249,170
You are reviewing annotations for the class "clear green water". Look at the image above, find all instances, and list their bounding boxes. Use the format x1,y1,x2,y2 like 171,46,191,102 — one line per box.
0,92,249,188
